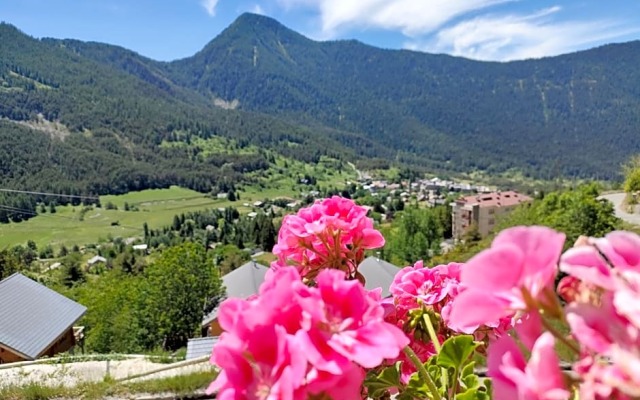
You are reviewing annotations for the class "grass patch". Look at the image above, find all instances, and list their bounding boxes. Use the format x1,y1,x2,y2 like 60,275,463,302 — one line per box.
124,369,215,395
0,369,217,400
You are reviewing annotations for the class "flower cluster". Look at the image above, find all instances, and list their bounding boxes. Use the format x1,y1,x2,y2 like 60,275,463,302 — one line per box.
271,196,384,282
209,195,640,399
445,226,640,399
207,266,408,399
560,231,640,399
385,260,512,381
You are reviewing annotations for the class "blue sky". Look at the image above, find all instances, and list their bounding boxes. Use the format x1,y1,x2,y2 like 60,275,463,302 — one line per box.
1,0,640,62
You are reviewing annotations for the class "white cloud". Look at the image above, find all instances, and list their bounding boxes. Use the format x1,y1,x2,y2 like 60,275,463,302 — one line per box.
251,3,266,15
201,0,219,16
408,6,638,61
277,0,513,37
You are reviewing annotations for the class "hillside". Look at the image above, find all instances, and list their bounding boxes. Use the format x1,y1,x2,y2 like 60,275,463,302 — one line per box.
1,12,640,200
0,22,364,207
166,13,640,179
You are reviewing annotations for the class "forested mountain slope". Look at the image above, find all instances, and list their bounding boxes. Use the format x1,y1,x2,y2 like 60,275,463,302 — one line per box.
2,12,640,198
167,13,640,179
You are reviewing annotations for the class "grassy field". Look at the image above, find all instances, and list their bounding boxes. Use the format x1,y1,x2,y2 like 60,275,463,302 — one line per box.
0,153,357,249
0,369,216,400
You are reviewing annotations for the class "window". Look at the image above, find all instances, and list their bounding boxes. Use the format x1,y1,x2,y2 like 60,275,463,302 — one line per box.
488,218,495,225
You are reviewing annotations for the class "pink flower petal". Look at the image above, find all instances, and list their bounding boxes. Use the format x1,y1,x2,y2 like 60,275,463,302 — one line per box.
516,309,543,351
447,290,513,333
526,332,569,396
493,226,565,280
462,244,524,292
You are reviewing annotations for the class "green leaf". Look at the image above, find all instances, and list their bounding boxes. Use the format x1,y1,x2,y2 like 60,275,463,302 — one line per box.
460,361,475,378
436,335,479,370
363,362,402,398
459,361,480,390
401,373,432,399
456,388,491,400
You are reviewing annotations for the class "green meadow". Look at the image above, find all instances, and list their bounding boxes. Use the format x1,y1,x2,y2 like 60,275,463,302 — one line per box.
0,152,356,249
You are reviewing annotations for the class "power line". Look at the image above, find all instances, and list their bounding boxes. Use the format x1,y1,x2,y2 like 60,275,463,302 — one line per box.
0,188,99,200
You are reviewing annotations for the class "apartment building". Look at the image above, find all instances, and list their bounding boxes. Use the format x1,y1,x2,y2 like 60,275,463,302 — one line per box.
451,191,532,240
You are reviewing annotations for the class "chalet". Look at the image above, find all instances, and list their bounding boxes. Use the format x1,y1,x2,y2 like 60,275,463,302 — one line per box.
0,273,86,364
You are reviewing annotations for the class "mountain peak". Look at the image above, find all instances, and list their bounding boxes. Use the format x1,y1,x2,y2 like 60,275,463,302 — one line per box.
225,12,305,41
233,12,281,26
182,11,313,66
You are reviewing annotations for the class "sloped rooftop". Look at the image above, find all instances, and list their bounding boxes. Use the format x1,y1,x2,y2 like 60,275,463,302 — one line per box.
202,261,269,326
0,273,86,359
358,256,401,297
203,257,402,328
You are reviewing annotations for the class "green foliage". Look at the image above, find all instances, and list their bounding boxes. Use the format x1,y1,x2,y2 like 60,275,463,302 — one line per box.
624,155,640,193
212,244,251,274
366,335,489,399
68,242,223,353
499,183,621,247
0,249,22,280
0,369,216,400
74,270,146,353
0,13,636,216
143,242,223,350
61,253,86,287
384,206,444,265
364,362,402,398
167,13,640,180
436,335,479,370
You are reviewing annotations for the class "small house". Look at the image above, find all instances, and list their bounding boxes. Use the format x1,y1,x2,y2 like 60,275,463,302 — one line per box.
87,255,106,266
202,261,269,336
132,244,148,253
0,273,86,363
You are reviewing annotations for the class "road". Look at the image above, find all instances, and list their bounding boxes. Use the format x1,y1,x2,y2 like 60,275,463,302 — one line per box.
599,192,640,225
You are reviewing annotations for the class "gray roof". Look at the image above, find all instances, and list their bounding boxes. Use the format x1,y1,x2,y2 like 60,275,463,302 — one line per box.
202,261,269,326
186,336,219,360
201,258,400,326
0,273,87,359
358,256,401,297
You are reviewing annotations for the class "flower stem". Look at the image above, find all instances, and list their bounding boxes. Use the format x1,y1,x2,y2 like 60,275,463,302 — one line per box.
541,316,580,355
423,314,442,354
403,346,443,400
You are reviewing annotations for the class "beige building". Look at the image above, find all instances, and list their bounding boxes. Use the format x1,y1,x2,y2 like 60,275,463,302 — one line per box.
451,191,532,240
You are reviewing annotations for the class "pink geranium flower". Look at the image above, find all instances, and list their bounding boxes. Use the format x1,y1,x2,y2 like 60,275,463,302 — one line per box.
390,261,463,308
488,332,569,400
271,196,384,280
448,226,565,332
208,325,307,400
295,269,409,373
209,265,407,399
560,231,640,291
